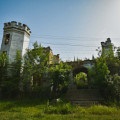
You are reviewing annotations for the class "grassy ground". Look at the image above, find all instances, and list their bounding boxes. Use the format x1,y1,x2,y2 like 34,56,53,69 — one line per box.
0,99,120,120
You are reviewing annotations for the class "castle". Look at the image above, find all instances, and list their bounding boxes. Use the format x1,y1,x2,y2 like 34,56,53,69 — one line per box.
1,21,31,63
0,21,112,65
0,21,59,64
101,38,113,57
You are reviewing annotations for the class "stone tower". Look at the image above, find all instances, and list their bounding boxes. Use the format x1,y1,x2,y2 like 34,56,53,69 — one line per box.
101,38,113,57
1,21,31,63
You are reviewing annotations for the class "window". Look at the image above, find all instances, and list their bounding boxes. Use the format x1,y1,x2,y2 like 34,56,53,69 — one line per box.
3,51,7,54
4,34,10,45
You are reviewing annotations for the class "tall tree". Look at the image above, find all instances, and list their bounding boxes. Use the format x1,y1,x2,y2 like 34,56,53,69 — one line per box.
89,52,110,86
22,42,49,92
1,51,22,98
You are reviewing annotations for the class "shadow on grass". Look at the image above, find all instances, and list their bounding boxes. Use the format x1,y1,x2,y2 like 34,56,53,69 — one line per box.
0,98,47,111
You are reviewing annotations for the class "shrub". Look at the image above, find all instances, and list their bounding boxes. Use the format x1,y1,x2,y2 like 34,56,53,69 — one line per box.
105,74,120,102
74,72,88,88
44,102,73,114
49,62,71,98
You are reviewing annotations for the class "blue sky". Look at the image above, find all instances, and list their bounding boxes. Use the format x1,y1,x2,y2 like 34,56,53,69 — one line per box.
0,0,120,61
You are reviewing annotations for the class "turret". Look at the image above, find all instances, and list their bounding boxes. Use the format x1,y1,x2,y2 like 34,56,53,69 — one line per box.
1,21,31,63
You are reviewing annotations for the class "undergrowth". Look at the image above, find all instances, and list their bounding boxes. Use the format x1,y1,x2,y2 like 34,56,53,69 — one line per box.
0,100,120,120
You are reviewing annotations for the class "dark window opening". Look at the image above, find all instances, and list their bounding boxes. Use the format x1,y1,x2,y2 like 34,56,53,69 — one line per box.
3,51,7,54
4,34,10,45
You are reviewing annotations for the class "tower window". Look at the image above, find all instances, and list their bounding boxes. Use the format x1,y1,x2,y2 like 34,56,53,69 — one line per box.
4,34,10,45
3,51,7,54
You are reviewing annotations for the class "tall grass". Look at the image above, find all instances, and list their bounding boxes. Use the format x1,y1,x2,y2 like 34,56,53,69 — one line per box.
44,102,73,114
0,100,120,120
87,105,118,115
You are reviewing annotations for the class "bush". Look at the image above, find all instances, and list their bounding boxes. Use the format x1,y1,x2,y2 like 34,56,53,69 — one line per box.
74,72,88,88
49,62,71,98
105,74,120,102
44,102,73,114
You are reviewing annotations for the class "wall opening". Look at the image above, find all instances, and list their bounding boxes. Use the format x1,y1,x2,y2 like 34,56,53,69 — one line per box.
4,34,10,45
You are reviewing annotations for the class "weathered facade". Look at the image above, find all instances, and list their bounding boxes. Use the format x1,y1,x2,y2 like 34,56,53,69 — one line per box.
0,21,60,64
43,46,60,64
101,38,113,57
1,21,31,63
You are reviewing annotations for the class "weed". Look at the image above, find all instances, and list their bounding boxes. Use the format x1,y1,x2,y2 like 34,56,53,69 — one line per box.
88,105,118,115
44,103,73,114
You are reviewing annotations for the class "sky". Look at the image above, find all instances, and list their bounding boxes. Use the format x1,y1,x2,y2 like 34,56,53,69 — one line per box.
0,0,120,61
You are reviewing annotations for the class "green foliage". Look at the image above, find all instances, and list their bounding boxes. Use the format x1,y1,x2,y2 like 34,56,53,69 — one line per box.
1,51,22,98
22,42,49,93
0,52,8,68
1,79,20,98
0,52,8,84
49,62,71,98
95,57,110,85
101,44,114,58
44,102,73,114
105,74,120,101
89,57,110,89
106,56,120,75
116,47,120,59
0,100,120,120
89,46,120,102
74,72,88,88
0,42,71,99
0,101,15,111
88,105,118,115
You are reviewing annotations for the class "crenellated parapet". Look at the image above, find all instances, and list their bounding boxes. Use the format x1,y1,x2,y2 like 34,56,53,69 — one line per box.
101,38,114,57
101,38,112,47
4,21,31,35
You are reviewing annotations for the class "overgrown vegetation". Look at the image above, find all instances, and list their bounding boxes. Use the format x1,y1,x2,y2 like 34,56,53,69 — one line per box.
1,51,22,98
74,72,88,88
0,100,120,120
0,42,71,99
88,42,120,103
1,40,120,106
49,62,71,99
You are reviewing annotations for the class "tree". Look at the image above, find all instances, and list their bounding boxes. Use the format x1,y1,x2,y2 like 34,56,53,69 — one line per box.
22,42,49,93
89,57,110,90
89,44,120,102
105,74,120,102
49,62,71,98
1,51,22,98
